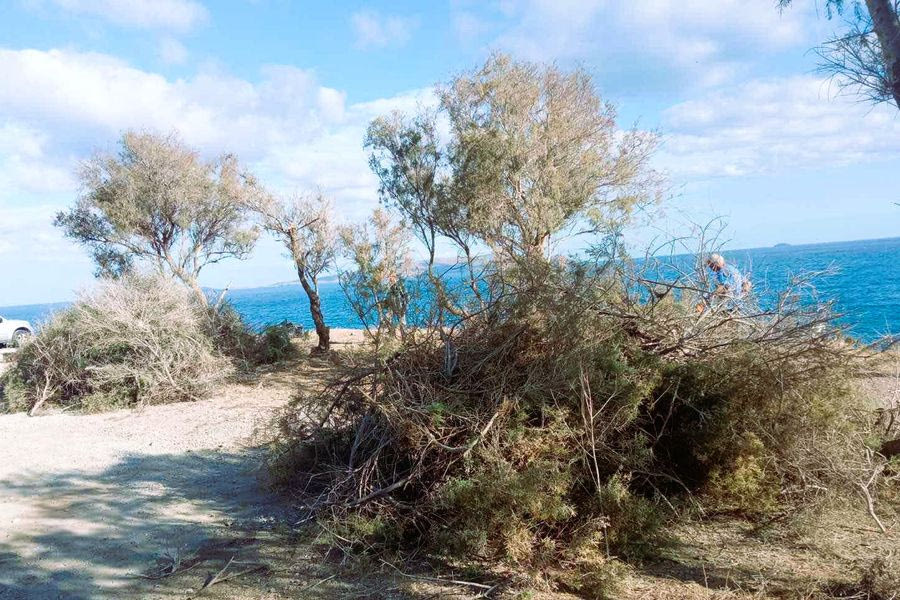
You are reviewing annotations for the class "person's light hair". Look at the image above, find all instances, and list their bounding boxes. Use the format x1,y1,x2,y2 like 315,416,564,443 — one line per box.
707,253,725,268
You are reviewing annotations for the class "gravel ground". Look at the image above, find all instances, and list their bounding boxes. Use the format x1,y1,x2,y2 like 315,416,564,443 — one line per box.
0,366,301,599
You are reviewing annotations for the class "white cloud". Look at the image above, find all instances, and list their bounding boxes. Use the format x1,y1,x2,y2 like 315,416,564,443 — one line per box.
158,37,188,65
0,46,434,303
453,11,490,43
0,204,76,261
0,123,74,198
489,0,813,90
351,10,418,49
0,200,93,306
45,0,208,31
617,0,804,49
0,46,431,230
659,76,900,177
0,49,346,158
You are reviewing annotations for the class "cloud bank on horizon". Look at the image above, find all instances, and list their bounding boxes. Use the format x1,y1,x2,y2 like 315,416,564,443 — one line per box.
1,0,899,305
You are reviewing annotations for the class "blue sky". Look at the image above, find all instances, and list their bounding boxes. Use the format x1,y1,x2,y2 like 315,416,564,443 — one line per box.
1,0,899,305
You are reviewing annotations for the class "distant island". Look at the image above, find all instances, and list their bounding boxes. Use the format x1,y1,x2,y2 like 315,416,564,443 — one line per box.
773,242,792,248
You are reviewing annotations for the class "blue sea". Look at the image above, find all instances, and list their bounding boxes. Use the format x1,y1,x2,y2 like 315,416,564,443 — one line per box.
2,237,897,343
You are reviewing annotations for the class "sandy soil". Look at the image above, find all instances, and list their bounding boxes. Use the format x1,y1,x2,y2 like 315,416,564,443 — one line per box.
0,337,897,600
0,331,461,600
0,367,300,599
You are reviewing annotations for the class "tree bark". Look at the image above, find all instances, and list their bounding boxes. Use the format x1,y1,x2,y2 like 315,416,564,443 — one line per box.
186,277,209,307
865,0,900,108
297,263,330,353
163,254,209,307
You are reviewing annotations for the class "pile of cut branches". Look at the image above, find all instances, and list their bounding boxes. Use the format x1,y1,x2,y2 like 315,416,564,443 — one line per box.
271,263,877,596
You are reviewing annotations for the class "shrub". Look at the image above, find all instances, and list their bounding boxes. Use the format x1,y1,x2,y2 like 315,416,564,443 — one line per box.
0,275,225,413
258,321,303,363
271,260,867,594
0,370,30,413
206,302,302,367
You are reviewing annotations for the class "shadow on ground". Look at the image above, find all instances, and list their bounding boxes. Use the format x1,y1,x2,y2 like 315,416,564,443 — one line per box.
4,446,889,599
0,448,437,599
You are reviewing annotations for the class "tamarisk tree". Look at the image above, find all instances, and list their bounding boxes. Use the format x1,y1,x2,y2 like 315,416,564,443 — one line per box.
339,209,413,344
366,53,663,319
56,131,260,305
251,192,336,353
368,54,661,264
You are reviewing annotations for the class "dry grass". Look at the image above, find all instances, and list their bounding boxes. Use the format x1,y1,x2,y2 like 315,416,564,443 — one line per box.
1,275,225,414
618,501,899,599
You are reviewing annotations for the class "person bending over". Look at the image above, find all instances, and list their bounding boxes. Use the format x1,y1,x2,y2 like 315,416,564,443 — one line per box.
699,253,750,313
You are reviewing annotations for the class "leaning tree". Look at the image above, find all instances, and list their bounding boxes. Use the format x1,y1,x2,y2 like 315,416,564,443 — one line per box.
250,191,337,353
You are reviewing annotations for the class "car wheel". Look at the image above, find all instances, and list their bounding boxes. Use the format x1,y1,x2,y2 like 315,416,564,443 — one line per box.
11,329,32,347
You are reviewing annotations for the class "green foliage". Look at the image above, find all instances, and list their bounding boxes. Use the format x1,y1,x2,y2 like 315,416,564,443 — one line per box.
258,321,303,363
338,209,414,346
555,557,630,600
55,131,260,301
207,303,301,367
366,53,662,265
435,455,577,562
704,432,780,514
324,513,400,550
591,474,669,561
0,370,30,413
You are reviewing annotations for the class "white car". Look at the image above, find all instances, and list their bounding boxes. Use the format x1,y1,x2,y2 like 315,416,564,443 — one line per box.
0,316,33,347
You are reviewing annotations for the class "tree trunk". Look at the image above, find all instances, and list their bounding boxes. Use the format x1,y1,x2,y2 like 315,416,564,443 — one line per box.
165,257,209,307
865,0,900,108
186,278,209,307
297,266,330,353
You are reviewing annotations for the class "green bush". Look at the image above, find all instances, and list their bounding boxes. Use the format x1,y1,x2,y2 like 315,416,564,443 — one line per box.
1,275,225,413
0,370,30,413
206,303,301,367
258,321,303,363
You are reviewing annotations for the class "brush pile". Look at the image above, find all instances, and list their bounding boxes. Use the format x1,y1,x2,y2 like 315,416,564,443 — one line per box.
1,275,225,413
270,54,890,597
272,261,871,596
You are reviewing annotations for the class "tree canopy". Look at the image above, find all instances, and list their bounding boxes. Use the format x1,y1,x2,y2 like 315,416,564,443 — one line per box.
366,54,663,267
56,131,260,304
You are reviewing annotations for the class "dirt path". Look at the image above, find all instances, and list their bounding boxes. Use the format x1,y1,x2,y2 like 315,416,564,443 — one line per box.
0,361,307,600
0,332,477,600
0,336,447,600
